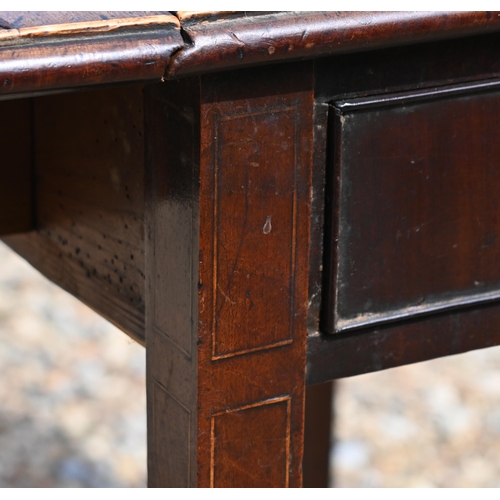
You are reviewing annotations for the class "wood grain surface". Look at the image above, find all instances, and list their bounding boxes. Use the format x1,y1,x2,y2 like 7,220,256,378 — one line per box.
326,82,500,333
4,86,146,344
315,30,500,102
198,63,313,487
2,12,500,97
145,62,314,487
145,76,200,487
308,301,500,384
169,11,500,77
0,13,181,97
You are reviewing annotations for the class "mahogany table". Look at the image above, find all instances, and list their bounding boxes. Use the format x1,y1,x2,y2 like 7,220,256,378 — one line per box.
2,11,500,487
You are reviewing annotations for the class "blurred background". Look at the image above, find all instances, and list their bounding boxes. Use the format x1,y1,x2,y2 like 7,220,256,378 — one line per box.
0,242,146,487
2,240,500,487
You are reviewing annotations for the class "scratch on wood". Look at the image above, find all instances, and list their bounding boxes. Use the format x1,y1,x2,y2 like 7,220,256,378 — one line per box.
217,283,236,305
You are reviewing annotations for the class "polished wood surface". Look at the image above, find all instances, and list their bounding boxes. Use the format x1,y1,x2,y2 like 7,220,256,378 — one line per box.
144,77,199,487
170,11,500,77
3,11,500,487
327,82,500,333
145,63,314,487
315,29,500,102
2,11,500,97
0,14,181,97
308,301,500,384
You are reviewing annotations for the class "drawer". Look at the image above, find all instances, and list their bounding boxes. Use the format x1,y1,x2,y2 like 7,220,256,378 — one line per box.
324,82,500,334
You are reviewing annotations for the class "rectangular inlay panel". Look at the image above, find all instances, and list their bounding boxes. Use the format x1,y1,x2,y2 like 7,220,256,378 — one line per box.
327,83,500,333
212,107,299,358
211,397,291,488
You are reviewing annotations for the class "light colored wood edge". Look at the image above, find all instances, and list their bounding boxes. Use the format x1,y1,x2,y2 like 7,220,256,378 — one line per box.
0,14,180,41
175,11,236,21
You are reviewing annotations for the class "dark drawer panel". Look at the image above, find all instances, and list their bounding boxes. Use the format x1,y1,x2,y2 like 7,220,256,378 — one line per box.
325,82,500,333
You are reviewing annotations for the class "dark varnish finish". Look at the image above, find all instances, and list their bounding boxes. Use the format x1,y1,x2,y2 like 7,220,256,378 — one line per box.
307,103,329,332
197,63,313,487
315,30,500,102
170,11,500,77
145,62,314,487
4,86,146,344
0,99,33,235
2,12,500,98
303,381,334,487
308,301,500,384
0,19,181,97
145,76,200,487
325,83,500,333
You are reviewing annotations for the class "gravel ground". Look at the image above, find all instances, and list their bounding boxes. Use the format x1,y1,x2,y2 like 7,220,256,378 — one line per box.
333,344,500,487
2,240,500,488
0,242,146,487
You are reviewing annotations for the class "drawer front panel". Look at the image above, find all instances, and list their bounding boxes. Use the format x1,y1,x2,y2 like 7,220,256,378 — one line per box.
326,83,500,333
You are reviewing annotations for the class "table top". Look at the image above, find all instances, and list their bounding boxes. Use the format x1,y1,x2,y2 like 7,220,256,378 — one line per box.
1,11,500,97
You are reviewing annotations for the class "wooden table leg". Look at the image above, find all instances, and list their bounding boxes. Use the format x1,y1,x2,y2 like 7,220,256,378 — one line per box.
303,381,335,488
144,62,314,487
